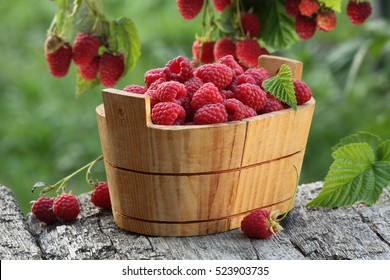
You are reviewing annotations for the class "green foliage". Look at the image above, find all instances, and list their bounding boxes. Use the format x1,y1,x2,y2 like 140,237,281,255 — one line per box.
318,0,343,12
307,133,390,208
262,64,297,110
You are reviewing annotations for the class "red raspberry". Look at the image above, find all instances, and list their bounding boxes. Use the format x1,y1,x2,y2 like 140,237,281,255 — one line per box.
241,209,283,239
192,40,215,64
151,102,186,125
99,52,125,88
144,68,164,88
217,55,244,76
234,83,267,111
212,0,231,12
194,103,228,125
156,81,187,102
223,98,248,121
191,82,223,110
194,63,234,89
228,74,256,92
240,13,261,37
72,32,100,66
53,193,80,222
163,56,193,83
244,105,257,118
175,96,195,123
78,56,99,80
219,89,235,100
145,90,159,108
184,77,204,98
213,38,236,60
298,0,319,17
285,0,300,18
293,79,312,105
44,35,73,78
31,196,57,225
295,15,316,40
258,94,284,114
148,77,166,90
123,84,147,94
244,67,271,88
347,0,371,25
236,39,269,68
176,0,204,20
91,181,111,209
316,10,336,32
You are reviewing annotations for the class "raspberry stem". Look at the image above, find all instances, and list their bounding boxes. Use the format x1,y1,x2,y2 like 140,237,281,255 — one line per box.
33,155,104,196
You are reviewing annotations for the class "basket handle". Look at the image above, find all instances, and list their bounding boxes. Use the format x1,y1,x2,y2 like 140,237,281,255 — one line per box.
258,55,303,80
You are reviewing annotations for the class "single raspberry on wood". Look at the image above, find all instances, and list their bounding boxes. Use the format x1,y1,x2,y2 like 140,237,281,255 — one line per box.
72,32,100,66
156,81,187,102
298,0,319,17
53,193,80,222
99,52,125,88
285,0,301,18
163,55,194,83
293,79,312,104
241,209,283,239
78,56,99,80
91,181,111,209
236,39,269,68
194,63,234,89
234,83,267,111
194,103,228,125
192,40,215,64
240,12,261,37
151,102,186,125
191,82,223,110
347,0,372,25
44,35,73,78
212,0,231,12
31,196,58,225
213,38,236,60
123,84,147,94
295,15,317,40
316,10,337,32
176,0,204,20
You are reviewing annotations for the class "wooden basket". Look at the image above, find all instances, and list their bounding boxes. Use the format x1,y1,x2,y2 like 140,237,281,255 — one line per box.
95,55,315,236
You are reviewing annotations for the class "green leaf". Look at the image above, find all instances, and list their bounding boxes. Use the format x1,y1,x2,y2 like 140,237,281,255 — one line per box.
262,64,297,110
331,131,382,155
318,0,343,12
256,0,298,49
307,143,390,208
108,17,141,74
75,72,100,96
378,140,390,164
216,5,236,34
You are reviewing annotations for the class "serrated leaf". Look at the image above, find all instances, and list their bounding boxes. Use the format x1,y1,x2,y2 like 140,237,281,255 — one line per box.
307,143,390,208
75,72,100,96
378,140,390,163
256,0,298,49
108,17,141,74
318,0,342,12
331,131,382,155
262,64,297,110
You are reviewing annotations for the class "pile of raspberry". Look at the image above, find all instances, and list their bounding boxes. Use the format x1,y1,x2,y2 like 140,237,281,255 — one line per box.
122,54,312,126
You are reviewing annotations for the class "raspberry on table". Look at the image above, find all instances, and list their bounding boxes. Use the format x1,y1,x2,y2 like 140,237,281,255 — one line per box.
123,84,147,94
194,103,228,125
293,79,312,105
72,32,100,66
91,181,111,209
295,15,317,40
53,193,80,222
213,38,236,60
241,209,283,239
163,56,194,83
347,0,372,25
144,68,164,88
194,63,234,89
156,81,187,102
151,102,186,125
31,196,58,225
190,82,223,110
234,83,267,111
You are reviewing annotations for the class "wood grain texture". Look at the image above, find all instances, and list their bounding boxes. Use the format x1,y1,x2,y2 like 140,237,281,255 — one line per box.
1,183,389,259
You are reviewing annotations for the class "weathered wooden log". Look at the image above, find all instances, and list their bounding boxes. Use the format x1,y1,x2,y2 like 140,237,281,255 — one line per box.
1,182,389,260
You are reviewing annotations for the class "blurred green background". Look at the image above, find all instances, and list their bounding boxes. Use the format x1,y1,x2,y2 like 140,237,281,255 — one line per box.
0,0,389,214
